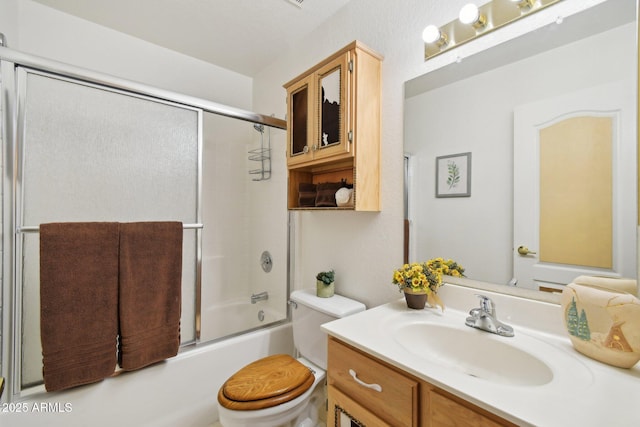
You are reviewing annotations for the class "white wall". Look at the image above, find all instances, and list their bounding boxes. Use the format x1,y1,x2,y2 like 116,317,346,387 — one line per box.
9,0,252,106
251,0,449,309
252,0,609,308
0,0,615,313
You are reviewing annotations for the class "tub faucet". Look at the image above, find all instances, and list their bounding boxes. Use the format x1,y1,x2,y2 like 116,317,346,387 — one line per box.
251,291,269,304
465,295,514,337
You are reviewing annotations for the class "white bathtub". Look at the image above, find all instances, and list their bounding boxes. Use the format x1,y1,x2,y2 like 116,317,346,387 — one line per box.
5,323,293,427
199,298,284,343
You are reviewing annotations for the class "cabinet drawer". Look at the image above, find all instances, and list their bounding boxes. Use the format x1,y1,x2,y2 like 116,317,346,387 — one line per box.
328,385,390,427
427,388,516,427
328,338,418,427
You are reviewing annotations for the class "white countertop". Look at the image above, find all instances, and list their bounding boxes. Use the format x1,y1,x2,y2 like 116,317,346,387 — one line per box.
321,284,640,427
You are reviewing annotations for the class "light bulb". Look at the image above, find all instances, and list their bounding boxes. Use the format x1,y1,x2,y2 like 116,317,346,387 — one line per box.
511,0,535,10
422,25,441,44
459,4,480,25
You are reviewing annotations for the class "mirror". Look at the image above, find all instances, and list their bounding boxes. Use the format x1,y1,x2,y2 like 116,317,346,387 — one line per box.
404,0,637,296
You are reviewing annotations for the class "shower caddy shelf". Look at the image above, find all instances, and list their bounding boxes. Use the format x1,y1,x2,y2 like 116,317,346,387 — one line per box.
249,123,271,181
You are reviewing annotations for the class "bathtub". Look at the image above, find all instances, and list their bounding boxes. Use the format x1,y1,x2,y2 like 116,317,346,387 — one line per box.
199,298,284,343
5,323,293,427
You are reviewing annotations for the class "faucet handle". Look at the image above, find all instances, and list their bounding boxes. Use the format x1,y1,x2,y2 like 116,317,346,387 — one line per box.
475,294,494,315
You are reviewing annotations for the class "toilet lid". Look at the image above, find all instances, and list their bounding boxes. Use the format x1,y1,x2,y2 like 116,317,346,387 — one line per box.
218,354,315,410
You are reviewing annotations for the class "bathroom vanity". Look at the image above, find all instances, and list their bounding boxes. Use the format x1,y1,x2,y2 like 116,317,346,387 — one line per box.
327,337,515,426
322,284,640,426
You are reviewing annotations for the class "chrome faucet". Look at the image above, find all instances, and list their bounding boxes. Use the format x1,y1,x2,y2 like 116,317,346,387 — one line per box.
251,291,269,304
465,295,514,337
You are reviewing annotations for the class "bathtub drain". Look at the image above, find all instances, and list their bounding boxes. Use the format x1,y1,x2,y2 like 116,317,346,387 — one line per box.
258,310,265,322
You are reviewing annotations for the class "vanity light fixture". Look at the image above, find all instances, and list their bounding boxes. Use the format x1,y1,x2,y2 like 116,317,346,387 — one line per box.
459,4,487,30
510,0,535,10
423,0,562,60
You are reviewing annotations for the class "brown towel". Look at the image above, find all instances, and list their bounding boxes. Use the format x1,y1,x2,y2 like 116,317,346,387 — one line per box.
40,222,120,392
118,222,183,371
315,182,342,207
298,182,317,207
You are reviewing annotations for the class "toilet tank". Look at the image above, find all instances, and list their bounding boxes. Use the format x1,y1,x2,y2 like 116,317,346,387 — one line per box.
289,289,366,370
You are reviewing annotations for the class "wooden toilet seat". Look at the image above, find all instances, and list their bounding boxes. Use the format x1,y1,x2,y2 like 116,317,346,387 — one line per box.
217,354,315,410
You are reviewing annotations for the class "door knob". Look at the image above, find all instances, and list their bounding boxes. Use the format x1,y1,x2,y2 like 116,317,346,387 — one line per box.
517,246,537,255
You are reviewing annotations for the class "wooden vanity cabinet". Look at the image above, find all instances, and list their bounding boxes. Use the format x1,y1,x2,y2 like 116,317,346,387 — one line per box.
327,337,517,427
328,386,391,426
283,41,382,211
328,336,419,426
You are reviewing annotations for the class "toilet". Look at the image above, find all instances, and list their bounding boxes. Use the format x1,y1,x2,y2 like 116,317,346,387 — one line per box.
217,288,366,427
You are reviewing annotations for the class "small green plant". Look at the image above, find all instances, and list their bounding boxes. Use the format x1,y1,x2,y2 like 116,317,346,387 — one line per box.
316,270,335,285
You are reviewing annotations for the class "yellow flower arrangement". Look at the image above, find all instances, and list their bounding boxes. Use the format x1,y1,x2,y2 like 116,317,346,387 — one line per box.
425,257,465,279
392,258,465,310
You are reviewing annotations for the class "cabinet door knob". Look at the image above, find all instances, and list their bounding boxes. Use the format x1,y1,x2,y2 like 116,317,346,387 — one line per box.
349,369,382,392
302,145,309,154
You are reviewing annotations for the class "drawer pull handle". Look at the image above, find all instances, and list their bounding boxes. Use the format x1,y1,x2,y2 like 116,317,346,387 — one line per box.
349,369,382,392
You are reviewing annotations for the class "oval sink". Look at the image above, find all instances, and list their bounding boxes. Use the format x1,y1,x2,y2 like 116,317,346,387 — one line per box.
393,322,553,386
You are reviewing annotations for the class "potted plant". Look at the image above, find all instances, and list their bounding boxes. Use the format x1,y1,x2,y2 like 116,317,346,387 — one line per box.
391,258,464,310
316,270,335,298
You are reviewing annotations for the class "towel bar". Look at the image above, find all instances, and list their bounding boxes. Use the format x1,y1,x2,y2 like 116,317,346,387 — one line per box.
17,223,204,233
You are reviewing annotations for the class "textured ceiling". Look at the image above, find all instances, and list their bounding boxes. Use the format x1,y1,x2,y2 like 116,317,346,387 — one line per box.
31,0,352,76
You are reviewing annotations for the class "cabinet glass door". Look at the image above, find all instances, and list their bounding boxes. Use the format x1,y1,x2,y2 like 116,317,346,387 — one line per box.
287,75,314,165
319,67,341,148
291,86,308,155
315,53,352,161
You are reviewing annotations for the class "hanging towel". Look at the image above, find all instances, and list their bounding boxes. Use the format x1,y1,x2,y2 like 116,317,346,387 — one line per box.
118,222,183,371
40,222,120,392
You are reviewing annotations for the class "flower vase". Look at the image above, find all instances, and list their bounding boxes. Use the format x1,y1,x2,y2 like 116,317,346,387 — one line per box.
317,280,335,298
403,289,427,309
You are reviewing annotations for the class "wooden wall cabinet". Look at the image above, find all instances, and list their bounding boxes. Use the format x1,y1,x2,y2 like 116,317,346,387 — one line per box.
283,41,382,211
327,337,517,427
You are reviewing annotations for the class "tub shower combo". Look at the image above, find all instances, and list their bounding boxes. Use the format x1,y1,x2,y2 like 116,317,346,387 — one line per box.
0,46,288,400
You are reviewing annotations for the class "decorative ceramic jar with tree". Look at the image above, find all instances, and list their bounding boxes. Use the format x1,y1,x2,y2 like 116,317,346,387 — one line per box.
561,276,640,368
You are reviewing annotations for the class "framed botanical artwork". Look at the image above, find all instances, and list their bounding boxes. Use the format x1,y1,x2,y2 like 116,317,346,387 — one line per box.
435,152,471,197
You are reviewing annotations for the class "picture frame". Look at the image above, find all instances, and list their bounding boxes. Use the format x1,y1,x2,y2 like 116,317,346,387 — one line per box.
435,152,471,197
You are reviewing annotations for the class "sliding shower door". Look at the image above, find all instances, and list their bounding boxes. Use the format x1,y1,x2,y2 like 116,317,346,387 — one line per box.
16,68,201,389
